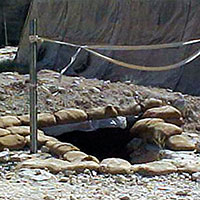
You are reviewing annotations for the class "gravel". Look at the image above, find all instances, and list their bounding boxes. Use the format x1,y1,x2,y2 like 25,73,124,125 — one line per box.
0,168,200,200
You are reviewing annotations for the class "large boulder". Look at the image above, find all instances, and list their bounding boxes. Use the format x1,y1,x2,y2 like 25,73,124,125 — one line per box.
166,135,196,151
0,134,26,150
99,158,132,174
129,144,161,164
54,109,87,124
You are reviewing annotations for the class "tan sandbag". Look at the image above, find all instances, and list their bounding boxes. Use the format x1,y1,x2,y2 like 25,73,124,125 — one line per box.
149,122,183,138
17,158,70,173
25,133,58,146
87,105,118,120
63,151,100,164
65,161,100,171
17,158,99,173
114,103,141,116
137,161,177,175
99,158,132,174
18,115,29,125
178,161,200,173
54,109,88,124
18,113,57,127
45,140,58,149
0,116,21,128
130,118,165,136
130,164,142,173
130,118,182,146
142,98,163,111
46,141,79,156
166,135,196,151
0,134,26,151
7,126,44,136
37,113,57,127
63,151,88,162
0,128,11,137
143,105,182,120
164,117,184,126
81,155,100,164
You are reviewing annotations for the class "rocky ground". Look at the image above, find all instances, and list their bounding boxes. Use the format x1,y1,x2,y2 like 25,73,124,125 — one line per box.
0,69,199,132
1,48,200,199
1,166,200,200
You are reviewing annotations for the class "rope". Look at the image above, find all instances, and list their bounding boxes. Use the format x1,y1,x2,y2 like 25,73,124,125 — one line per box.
40,36,200,51
52,47,82,96
59,47,82,81
84,48,200,71
83,38,200,50
37,36,200,71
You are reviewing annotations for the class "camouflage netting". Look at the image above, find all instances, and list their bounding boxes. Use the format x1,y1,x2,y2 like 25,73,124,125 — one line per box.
0,0,31,47
16,0,200,95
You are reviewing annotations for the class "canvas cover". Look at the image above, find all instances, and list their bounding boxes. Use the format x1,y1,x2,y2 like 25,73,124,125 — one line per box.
0,0,31,46
17,0,200,95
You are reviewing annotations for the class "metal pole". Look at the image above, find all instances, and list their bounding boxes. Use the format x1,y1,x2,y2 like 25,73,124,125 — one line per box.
3,6,8,46
29,19,38,153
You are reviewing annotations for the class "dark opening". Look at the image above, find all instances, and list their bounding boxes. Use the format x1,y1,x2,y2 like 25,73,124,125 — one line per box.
55,116,137,161
56,128,132,161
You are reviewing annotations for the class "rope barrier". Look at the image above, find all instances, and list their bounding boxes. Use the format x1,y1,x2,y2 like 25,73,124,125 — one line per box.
39,36,200,51
84,48,200,71
83,38,200,51
34,36,200,72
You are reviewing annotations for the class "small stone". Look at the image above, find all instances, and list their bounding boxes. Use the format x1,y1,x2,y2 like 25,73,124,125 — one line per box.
90,87,101,93
44,195,55,200
0,150,10,162
119,195,130,200
59,177,69,182
18,168,55,181
192,172,200,181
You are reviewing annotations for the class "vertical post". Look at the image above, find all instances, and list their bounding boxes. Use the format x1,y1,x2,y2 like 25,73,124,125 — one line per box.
29,19,38,153
3,6,8,46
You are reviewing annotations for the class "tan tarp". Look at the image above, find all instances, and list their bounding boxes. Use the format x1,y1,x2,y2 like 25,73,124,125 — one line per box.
17,0,200,95
0,0,31,46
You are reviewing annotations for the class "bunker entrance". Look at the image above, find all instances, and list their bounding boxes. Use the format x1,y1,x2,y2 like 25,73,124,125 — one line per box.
55,128,132,161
